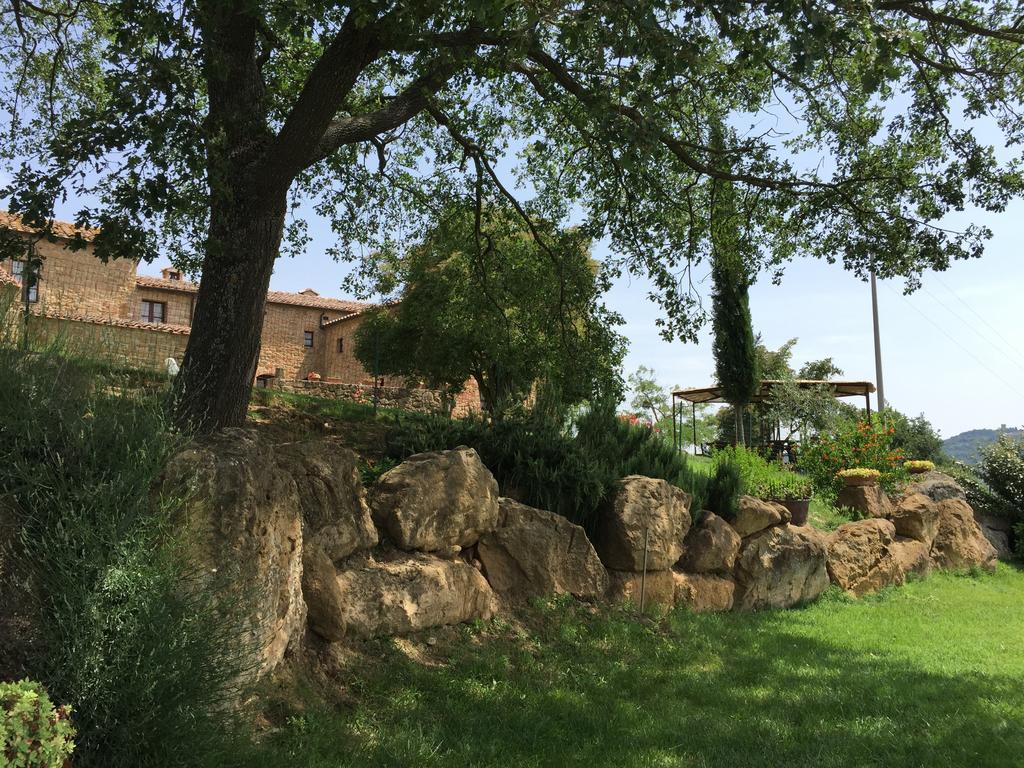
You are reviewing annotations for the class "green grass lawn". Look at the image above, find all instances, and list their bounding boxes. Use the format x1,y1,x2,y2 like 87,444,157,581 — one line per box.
258,567,1024,768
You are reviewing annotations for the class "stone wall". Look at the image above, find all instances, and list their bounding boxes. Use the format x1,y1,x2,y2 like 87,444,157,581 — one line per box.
27,314,189,371
268,377,446,414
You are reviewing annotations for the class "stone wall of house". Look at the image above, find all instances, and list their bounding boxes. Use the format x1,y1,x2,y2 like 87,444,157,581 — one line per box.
318,313,407,388
4,242,137,319
268,378,447,414
27,314,189,371
135,286,194,327
259,303,333,380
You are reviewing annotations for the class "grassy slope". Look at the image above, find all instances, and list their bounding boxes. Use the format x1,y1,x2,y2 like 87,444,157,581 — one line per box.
264,568,1024,768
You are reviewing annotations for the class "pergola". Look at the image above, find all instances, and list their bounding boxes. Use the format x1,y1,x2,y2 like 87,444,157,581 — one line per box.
670,379,877,453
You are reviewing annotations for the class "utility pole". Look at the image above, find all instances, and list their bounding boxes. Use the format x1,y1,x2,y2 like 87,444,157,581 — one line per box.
870,268,886,416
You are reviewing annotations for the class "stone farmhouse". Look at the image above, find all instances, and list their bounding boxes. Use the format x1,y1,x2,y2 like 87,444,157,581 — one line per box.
0,211,480,412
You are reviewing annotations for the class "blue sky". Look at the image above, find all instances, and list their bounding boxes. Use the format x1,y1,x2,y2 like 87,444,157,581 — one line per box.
134,195,1022,439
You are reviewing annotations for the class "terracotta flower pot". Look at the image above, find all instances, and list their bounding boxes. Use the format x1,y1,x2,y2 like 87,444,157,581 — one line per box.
907,466,930,475
771,498,811,526
842,474,878,488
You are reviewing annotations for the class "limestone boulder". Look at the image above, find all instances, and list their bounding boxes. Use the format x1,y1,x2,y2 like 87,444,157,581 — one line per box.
826,519,905,596
309,552,496,639
302,542,348,642
733,525,830,611
888,493,941,547
907,471,967,503
835,484,891,520
477,498,608,601
678,512,741,574
930,498,998,572
890,537,932,578
370,446,500,551
606,569,676,609
976,514,1013,561
730,496,787,538
594,476,691,571
277,441,377,562
673,572,735,613
161,429,305,680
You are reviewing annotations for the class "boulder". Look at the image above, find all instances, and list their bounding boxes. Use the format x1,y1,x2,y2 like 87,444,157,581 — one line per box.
826,519,905,596
594,476,691,571
976,514,1014,561
888,493,941,547
890,537,932,578
606,569,676,609
673,572,735,613
907,471,967,503
161,429,306,679
730,496,787,538
930,498,998,572
277,441,377,562
733,525,830,611
311,552,496,639
477,498,608,601
302,542,348,641
370,447,500,551
678,512,741,574
835,483,891,520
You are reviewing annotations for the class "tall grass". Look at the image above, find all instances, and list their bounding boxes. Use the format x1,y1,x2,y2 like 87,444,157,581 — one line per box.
0,316,257,767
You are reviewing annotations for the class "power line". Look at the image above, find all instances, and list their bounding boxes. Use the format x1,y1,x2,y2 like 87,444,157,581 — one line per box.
932,273,1024,370
920,285,1024,376
882,283,1024,401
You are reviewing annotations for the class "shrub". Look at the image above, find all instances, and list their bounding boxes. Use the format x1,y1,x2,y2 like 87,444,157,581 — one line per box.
0,680,75,768
709,445,812,502
904,460,936,473
799,419,907,501
383,405,740,529
837,468,882,480
0,346,254,768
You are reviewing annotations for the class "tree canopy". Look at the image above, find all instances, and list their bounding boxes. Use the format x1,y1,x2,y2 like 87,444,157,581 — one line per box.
2,0,1023,429
353,203,625,416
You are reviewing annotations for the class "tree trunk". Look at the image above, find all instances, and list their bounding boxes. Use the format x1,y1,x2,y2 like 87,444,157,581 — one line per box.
734,406,745,447
173,196,285,432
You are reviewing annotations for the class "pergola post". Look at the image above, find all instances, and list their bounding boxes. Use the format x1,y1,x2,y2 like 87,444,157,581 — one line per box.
692,402,698,454
865,392,872,424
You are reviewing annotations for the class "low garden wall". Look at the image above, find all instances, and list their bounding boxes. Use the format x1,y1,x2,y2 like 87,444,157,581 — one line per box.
161,433,999,684
265,376,482,416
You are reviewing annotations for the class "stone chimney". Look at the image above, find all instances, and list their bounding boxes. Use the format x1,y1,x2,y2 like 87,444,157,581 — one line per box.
161,267,183,281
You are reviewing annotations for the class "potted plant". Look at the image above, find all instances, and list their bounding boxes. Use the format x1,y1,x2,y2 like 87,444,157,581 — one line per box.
904,460,935,475
762,476,813,526
837,468,881,487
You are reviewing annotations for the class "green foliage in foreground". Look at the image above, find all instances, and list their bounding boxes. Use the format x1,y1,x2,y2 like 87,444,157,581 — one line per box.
0,348,253,768
0,680,76,768
255,568,1024,768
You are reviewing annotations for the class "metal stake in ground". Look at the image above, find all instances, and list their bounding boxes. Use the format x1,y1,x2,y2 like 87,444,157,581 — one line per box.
639,527,650,615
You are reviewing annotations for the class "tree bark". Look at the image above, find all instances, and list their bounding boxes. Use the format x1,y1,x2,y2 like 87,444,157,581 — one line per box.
734,406,745,447
173,196,286,432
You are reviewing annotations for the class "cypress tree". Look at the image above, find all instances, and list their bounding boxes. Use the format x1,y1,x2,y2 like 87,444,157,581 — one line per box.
709,128,758,446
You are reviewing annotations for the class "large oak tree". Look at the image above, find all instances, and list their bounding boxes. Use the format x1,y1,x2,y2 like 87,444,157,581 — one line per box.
1,0,1022,431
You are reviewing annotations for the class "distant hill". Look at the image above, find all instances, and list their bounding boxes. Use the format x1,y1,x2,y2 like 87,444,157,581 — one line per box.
943,426,1023,464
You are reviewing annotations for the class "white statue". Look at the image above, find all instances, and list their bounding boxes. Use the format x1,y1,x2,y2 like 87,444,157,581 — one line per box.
165,357,180,377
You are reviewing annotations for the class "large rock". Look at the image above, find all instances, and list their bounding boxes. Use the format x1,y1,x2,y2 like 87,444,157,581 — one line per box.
733,525,830,611
730,496,787,538
161,429,306,679
907,471,967,503
835,484,891,519
888,493,941,547
976,514,1013,561
678,512,741,574
302,542,349,642
594,476,691,571
930,498,998,572
826,519,905,596
277,441,377,562
673,572,735,613
478,499,608,601
309,552,496,639
606,569,676,609
370,447,500,551
890,537,932,578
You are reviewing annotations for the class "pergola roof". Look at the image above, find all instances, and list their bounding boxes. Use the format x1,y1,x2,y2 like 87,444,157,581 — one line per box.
672,380,876,405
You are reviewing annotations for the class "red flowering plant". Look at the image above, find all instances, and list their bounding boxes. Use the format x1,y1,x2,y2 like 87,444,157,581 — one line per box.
798,418,908,501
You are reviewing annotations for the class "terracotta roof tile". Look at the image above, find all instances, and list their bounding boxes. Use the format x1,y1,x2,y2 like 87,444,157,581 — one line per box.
0,211,99,242
136,274,372,313
31,307,191,335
